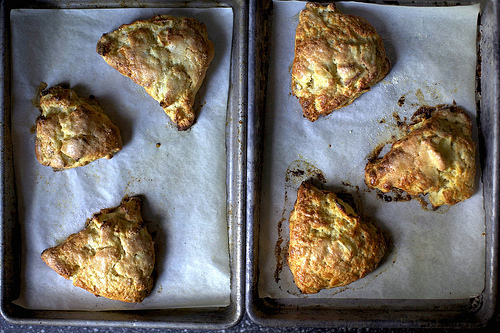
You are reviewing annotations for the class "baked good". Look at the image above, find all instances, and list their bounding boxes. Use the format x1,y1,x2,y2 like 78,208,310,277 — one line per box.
41,196,155,303
96,15,215,131
288,182,386,294
291,3,390,121
365,105,476,207
35,86,122,170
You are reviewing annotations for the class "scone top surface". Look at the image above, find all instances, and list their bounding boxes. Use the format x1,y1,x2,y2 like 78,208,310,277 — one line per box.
41,196,155,303
97,15,215,131
365,105,476,207
35,86,122,170
288,182,386,294
291,3,390,121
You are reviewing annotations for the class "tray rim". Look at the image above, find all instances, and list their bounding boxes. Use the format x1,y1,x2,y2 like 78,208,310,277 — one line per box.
245,0,499,329
0,0,247,329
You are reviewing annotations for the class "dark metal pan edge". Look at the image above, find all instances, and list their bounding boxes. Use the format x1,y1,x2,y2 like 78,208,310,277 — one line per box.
246,0,499,328
0,0,247,329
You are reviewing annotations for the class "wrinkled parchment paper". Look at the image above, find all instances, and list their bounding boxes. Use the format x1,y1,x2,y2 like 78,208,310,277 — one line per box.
259,1,485,299
10,7,233,310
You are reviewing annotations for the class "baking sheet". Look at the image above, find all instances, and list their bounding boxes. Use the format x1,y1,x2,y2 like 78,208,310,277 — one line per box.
258,1,485,300
10,7,233,310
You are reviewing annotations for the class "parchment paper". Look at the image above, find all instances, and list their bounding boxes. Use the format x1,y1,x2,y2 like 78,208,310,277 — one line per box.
259,1,485,299
10,7,233,310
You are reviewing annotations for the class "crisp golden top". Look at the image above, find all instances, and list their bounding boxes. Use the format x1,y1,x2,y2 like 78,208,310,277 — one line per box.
288,182,386,294
41,196,155,303
365,105,476,207
291,3,390,121
35,86,122,170
97,15,214,130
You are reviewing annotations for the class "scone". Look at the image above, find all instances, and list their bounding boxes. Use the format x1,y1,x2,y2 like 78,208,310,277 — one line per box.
35,86,122,170
96,15,215,131
288,182,386,294
291,3,390,121
41,196,155,303
365,105,476,207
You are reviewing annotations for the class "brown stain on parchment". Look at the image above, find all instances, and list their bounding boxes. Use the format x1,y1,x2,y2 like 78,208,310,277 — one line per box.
32,82,48,110
30,82,49,134
274,160,326,285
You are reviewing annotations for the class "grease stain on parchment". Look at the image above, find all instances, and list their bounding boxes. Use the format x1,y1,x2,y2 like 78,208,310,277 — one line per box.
274,160,326,289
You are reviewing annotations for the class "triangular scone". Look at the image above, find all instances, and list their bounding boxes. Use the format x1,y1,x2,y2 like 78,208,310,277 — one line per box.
288,182,386,294
41,196,155,303
96,15,215,131
365,105,476,207
35,86,122,170
291,3,390,121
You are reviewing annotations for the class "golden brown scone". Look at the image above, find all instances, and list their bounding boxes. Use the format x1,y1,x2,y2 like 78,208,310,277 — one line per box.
288,182,386,294
35,86,122,170
41,196,155,303
291,3,390,121
96,15,214,131
365,105,476,207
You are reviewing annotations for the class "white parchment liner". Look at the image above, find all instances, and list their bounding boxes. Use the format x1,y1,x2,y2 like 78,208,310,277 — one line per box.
258,1,485,299
10,7,233,310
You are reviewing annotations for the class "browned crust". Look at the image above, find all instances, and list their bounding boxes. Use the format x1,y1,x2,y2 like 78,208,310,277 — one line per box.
41,196,155,303
288,182,386,294
96,15,214,131
35,86,122,170
365,105,476,207
291,3,390,121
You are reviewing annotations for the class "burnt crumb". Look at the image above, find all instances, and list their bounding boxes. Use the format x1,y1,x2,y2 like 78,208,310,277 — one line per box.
392,112,407,129
341,181,353,188
379,118,386,124
410,105,438,123
375,189,412,203
156,143,161,148
397,95,405,107
290,169,305,177
391,188,412,202
376,192,393,202
316,172,327,184
411,104,461,124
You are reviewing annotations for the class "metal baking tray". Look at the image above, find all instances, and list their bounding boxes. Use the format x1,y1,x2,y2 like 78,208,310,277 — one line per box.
246,0,499,328
0,0,246,329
